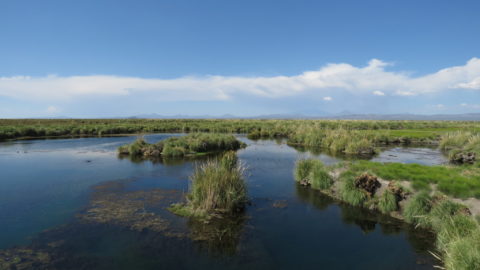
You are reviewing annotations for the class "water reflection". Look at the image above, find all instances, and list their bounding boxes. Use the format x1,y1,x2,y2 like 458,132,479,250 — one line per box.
295,184,437,260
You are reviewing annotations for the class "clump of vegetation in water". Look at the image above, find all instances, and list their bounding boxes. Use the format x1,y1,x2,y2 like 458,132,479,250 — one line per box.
293,158,480,270
294,159,333,190
440,131,479,164
118,133,245,158
169,151,247,218
288,128,379,155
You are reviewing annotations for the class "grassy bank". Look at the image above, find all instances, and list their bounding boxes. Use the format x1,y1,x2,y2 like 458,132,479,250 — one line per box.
118,133,245,158
344,161,480,198
295,159,480,269
440,131,480,164
2,118,479,141
169,151,247,218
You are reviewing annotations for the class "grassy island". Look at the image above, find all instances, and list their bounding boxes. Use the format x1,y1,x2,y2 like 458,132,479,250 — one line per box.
294,159,480,269
118,133,245,158
169,151,247,218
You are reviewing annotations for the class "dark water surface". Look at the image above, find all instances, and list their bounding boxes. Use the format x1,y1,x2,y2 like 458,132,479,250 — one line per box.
0,135,443,269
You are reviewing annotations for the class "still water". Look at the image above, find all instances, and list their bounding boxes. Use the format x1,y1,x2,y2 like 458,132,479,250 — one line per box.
0,135,445,269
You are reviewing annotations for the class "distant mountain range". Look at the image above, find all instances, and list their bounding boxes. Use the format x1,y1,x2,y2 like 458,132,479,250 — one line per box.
130,113,480,121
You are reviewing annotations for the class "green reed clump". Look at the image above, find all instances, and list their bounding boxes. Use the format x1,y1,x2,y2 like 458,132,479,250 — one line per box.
440,131,480,164
170,151,247,217
118,133,245,158
338,171,367,207
118,138,152,155
429,199,470,231
294,159,333,190
377,190,398,214
310,162,334,190
442,226,480,270
403,191,432,226
294,159,317,182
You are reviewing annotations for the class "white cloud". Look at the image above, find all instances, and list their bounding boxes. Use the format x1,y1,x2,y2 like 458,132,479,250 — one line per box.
323,96,332,101
460,103,480,109
372,90,385,96
395,91,416,96
46,106,60,115
436,104,445,108
455,77,480,89
1,58,480,102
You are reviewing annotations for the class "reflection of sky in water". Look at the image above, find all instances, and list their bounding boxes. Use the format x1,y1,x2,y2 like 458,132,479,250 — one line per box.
0,135,439,269
372,147,447,166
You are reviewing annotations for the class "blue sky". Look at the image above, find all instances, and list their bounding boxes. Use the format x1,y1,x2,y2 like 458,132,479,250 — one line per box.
1,0,479,117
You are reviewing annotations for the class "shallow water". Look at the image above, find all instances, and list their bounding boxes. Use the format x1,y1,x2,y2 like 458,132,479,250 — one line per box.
0,135,443,269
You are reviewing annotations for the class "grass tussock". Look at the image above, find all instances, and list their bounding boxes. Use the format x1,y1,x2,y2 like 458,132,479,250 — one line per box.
294,159,333,190
440,131,480,164
377,191,398,214
288,128,379,155
403,191,432,227
294,159,317,182
118,133,245,158
338,171,367,207
169,151,247,218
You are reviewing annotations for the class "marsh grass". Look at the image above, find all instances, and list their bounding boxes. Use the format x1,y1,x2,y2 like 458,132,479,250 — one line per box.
343,160,480,198
170,151,247,218
403,191,432,227
442,227,480,270
377,191,398,214
294,159,316,182
310,162,334,190
440,131,480,164
339,171,367,207
119,133,245,158
294,159,333,190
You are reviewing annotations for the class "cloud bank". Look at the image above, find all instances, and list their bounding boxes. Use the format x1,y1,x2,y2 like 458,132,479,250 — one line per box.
1,58,479,103
1,58,480,117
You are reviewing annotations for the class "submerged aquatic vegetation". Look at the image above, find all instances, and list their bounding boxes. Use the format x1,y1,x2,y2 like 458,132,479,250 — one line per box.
170,151,247,218
118,133,245,158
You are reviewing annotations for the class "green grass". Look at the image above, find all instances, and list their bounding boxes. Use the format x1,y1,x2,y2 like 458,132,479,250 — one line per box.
3,119,479,146
440,131,480,164
294,159,316,183
338,171,367,207
343,160,480,198
403,191,432,226
310,161,334,190
118,133,245,158
170,151,247,217
443,227,480,270
377,191,398,214
294,159,333,190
